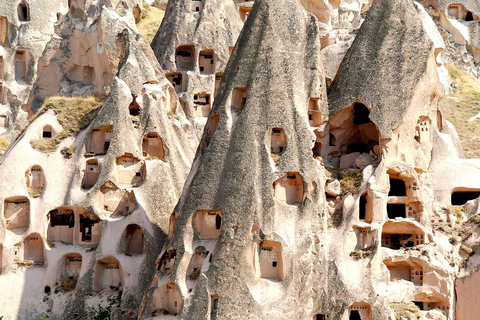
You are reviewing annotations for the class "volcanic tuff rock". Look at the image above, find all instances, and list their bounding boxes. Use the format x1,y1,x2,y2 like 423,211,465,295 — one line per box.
150,0,243,138
0,0,67,141
0,2,197,319
2,0,480,319
27,0,149,113
141,0,330,319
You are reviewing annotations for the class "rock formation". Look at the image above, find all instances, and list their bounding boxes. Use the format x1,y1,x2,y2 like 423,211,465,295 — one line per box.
1,0,480,319
0,1,197,319
141,0,329,318
150,0,243,137
0,0,68,141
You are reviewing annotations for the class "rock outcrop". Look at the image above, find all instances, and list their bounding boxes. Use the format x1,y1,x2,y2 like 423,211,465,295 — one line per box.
2,0,480,319
141,0,330,318
328,0,442,171
0,0,67,141
150,0,243,137
0,2,197,319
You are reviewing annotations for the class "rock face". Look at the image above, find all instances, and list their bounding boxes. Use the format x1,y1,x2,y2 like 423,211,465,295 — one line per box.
150,0,243,137
27,0,147,113
2,0,480,319
0,2,197,319
141,0,330,319
418,0,480,77
0,0,67,141
328,0,442,171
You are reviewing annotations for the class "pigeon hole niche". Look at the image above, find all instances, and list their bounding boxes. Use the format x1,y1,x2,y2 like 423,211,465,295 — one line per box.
451,187,480,206
14,50,27,81
231,87,248,119
128,97,141,128
312,130,323,158
82,158,100,189
193,93,211,117
214,73,223,96
207,115,220,144
239,6,251,22
15,233,44,263
358,192,374,222
115,153,145,187
199,50,215,75
387,171,422,221
79,210,102,244
308,98,322,127
414,116,431,144
448,4,479,21
187,246,209,280
17,2,30,22
328,102,380,168
175,45,195,71
59,253,82,291
158,248,176,274
353,226,376,250
94,181,136,217
47,207,75,244
166,73,184,94
190,0,204,12
122,224,144,255
42,125,53,138
194,210,223,239
93,256,123,291
25,165,45,197
142,132,164,160
381,221,425,250
270,128,286,155
211,295,219,319
273,172,304,206
88,125,113,154
255,240,284,280
348,303,371,320
0,114,7,129
0,17,6,44
4,197,30,230
152,281,182,315
384,259,423,286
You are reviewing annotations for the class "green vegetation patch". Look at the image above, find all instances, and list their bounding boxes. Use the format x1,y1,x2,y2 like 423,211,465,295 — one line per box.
30,96,104,153
0,137,9,151
326,168,363,195
136,4,165,44
90,292,122,320
449,205,464,224
441,64,480,158
350,244,376,260
391,302,422,319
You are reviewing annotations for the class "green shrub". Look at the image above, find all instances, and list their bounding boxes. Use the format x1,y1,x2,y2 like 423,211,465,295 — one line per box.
89,292,122,320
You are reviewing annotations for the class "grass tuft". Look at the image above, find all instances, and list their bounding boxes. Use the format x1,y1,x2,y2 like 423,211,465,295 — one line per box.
0,137,9,151
29,96,104,153
391,302,422,319
326,168,363,195
449,205,464,223
27,187,43,198
441,64,480,158
350,244,377,260
136,4,165,44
